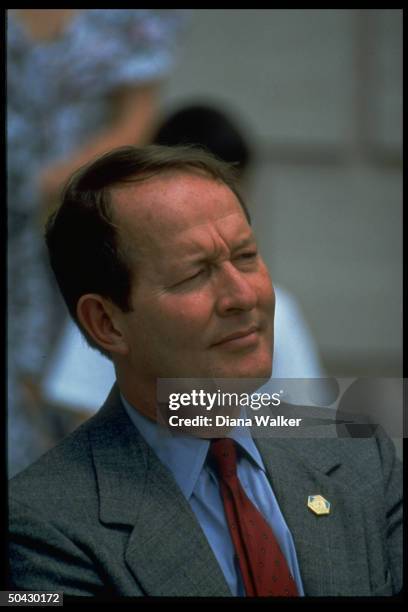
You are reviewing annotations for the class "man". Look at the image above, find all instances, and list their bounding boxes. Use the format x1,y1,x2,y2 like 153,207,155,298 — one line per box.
41,104,324,416
9,145,402,597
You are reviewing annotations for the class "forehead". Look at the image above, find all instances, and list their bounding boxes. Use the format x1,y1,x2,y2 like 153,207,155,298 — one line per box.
111,171,248,247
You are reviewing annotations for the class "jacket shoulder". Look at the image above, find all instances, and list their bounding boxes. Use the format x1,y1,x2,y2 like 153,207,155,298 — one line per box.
9,386,125,509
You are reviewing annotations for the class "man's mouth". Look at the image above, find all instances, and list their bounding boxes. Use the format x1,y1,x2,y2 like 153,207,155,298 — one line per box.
211,326,261,349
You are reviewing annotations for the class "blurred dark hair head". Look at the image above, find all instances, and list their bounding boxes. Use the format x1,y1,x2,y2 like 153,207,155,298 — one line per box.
154,103,251,177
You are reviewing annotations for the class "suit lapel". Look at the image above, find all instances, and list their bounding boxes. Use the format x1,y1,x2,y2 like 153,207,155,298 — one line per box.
125,448,231,596
90,387,231,597
255,435,370,596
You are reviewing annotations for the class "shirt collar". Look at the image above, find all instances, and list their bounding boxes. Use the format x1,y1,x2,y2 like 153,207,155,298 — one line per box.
120,393,266,500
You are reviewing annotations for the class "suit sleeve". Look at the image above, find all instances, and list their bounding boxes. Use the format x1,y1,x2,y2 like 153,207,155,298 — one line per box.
8,498,105,596
376,432,403,593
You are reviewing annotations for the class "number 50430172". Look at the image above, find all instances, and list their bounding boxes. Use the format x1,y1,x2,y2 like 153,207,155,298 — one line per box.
0,592,63,606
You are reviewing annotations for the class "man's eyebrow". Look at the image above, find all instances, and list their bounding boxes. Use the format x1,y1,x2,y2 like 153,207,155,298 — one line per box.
231,235,257,251
170,234,258,274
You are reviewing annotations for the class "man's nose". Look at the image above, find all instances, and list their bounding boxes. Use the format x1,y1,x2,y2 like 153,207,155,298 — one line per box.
215,262,257,316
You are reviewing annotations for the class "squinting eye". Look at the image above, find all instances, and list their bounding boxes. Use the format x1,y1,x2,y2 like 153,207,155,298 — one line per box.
179,269,206,285
186,269,204,281
169,268,207,290
238,251,257,260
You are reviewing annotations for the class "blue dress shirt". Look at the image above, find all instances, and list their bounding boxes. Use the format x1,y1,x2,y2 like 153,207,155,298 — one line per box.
121,394,304,596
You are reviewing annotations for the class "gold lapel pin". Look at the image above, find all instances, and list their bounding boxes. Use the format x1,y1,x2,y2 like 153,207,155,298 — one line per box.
307,495,331,516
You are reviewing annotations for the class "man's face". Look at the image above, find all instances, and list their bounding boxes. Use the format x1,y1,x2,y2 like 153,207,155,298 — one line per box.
113,171,275,392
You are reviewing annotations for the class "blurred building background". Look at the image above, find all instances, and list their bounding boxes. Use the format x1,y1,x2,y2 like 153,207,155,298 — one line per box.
161,8,402,378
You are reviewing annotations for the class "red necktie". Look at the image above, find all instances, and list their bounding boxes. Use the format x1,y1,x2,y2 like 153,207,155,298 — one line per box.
210,438,299,597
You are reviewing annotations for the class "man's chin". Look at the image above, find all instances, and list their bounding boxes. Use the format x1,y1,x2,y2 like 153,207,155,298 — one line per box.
209,357,273,386
164,349,272,384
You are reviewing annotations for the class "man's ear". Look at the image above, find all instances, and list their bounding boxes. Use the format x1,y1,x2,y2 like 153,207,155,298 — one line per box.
77,294,129,356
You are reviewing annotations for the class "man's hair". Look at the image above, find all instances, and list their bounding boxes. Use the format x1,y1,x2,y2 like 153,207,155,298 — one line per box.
45,144,251,358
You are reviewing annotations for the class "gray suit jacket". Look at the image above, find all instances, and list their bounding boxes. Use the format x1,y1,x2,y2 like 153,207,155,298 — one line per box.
9,385,402,597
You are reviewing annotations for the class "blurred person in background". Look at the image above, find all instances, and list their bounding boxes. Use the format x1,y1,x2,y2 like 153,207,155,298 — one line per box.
7,8,190,477
41,103,325,426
